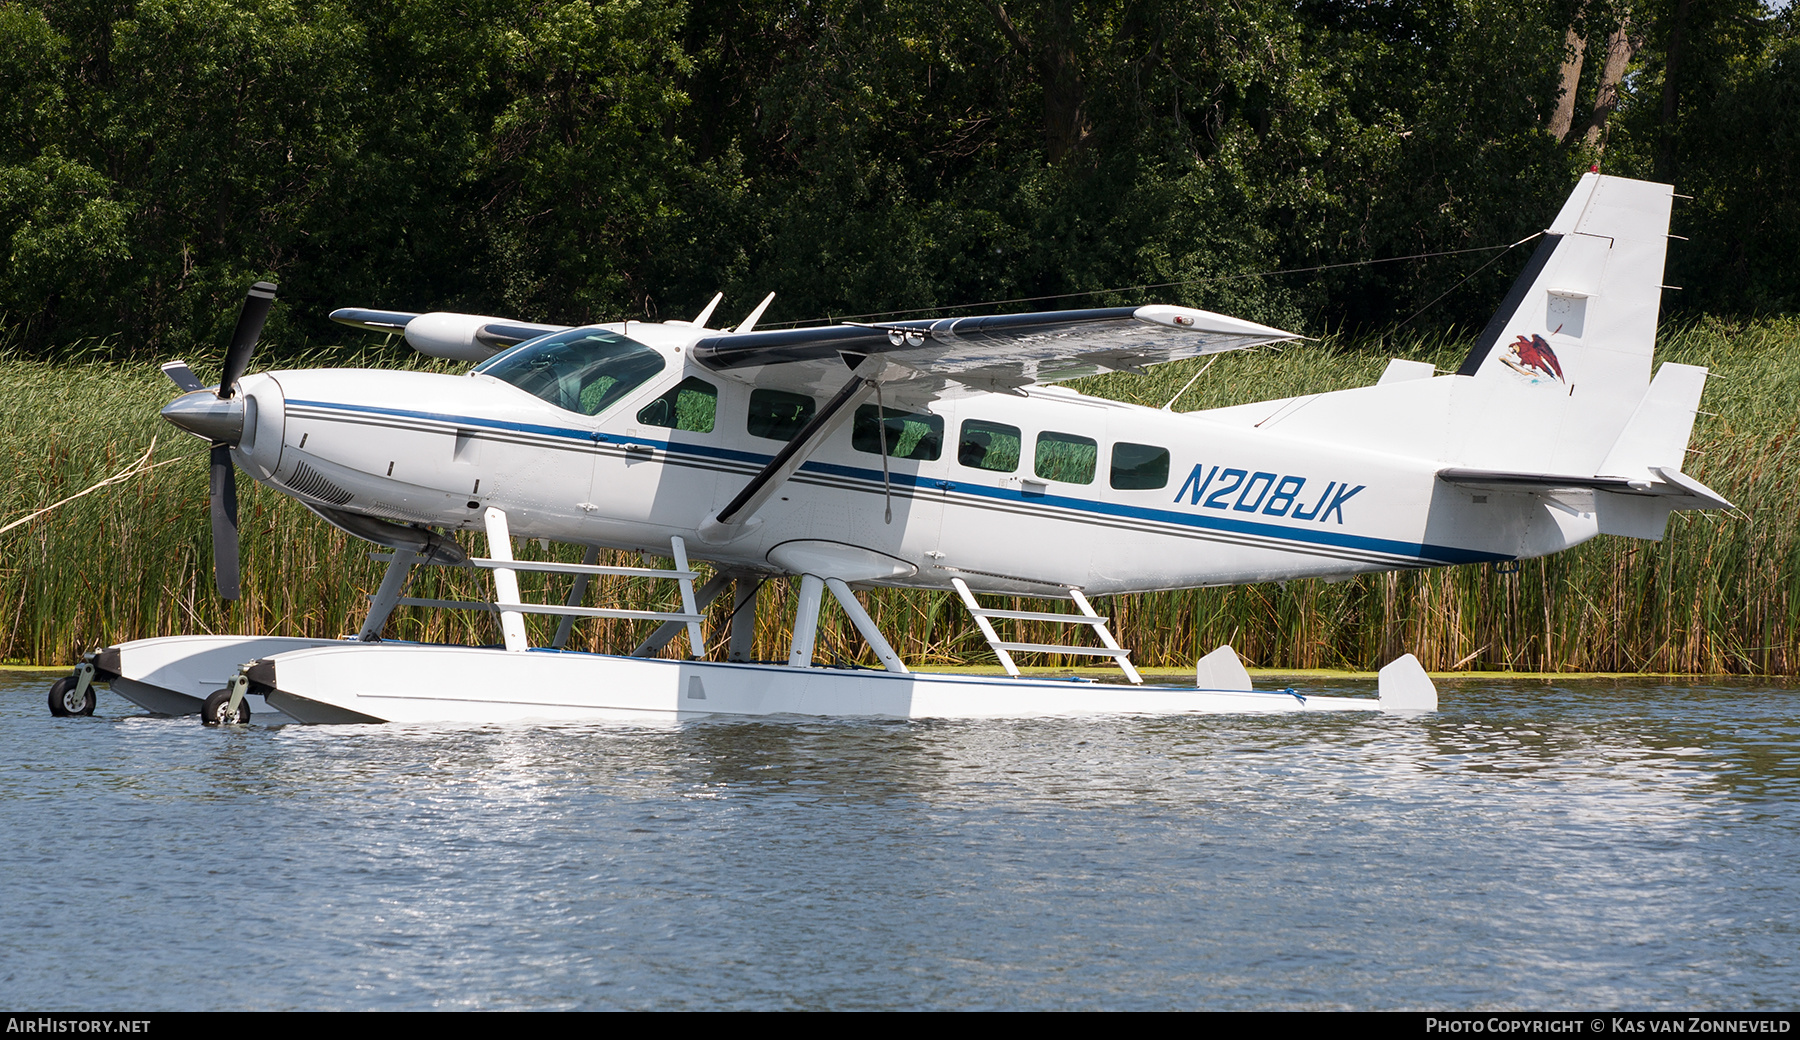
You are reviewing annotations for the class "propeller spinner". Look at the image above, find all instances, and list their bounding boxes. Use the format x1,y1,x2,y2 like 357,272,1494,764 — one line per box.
160,281,277,600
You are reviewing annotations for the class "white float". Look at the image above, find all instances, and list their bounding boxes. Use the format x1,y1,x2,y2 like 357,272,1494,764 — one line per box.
89,634,345,721
239,641,1432,725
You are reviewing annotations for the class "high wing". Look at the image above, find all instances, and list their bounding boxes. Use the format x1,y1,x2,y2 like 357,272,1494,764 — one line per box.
689,305,1299,400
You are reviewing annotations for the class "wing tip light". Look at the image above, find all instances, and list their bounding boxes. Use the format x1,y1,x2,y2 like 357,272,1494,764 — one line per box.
1132,304,1298,341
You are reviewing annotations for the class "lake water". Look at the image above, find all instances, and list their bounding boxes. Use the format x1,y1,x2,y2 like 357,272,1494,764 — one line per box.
2,672,1796,1010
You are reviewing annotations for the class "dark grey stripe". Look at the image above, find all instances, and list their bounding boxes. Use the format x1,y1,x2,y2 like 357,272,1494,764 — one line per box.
1456,234,1563,377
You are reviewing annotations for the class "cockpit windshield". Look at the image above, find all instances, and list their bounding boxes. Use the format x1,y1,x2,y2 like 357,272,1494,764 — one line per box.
473,329,666,416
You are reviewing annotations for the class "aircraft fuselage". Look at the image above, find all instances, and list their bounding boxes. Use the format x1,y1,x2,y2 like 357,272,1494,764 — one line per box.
220,320,1592,598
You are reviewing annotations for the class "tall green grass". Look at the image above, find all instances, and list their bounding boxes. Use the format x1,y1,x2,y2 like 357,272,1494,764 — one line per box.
4,317,1797,672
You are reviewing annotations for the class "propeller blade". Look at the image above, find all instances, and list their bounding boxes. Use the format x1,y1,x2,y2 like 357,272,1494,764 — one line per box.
210,443,241,600
218,281,278,399
160,360,203,392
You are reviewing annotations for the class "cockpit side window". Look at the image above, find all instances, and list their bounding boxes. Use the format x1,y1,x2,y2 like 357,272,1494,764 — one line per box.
474,329,665,416
637,377,718,433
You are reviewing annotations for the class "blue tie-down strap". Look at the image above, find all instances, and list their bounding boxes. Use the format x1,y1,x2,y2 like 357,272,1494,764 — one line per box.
1281,688,1306,705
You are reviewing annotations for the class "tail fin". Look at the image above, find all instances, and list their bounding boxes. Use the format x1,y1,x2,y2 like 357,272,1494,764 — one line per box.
1453,173,1675,475
1196,173,1692,492
1439,176,1733,541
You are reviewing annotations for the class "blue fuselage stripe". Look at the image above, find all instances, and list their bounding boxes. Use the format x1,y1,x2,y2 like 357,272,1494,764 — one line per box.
285,398,1506,566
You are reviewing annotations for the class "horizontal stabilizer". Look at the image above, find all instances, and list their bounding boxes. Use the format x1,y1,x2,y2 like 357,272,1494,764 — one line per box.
1438,465,1730,508
1645,466,1733,509
1440,464,1729,542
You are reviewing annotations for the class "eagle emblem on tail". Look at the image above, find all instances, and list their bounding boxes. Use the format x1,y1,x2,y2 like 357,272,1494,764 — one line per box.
1499,333,1565,383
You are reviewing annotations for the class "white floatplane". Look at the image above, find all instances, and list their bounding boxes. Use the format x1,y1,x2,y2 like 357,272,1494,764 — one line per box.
47,172,1729,724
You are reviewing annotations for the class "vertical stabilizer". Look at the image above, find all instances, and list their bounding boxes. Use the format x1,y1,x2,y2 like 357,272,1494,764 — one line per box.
1452,174,1675,475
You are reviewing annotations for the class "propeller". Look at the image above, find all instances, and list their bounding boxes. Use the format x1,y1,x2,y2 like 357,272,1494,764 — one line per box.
210,441,241,599
221,281,277,398
161,281,277,600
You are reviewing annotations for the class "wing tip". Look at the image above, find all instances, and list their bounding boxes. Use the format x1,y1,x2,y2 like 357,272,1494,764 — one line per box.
1132,304,1298,340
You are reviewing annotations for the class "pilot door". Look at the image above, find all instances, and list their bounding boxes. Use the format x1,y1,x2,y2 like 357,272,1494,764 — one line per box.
589,372,722,533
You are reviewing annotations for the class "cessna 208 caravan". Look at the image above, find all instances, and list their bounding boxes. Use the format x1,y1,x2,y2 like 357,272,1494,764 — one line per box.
48,172,1730,724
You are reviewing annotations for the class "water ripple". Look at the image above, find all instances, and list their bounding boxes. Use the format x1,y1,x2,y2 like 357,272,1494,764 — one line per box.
1,675,1795,1009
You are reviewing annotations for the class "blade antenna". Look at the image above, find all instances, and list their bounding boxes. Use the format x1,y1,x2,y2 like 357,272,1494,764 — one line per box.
735,292,776,334
692,292,723,330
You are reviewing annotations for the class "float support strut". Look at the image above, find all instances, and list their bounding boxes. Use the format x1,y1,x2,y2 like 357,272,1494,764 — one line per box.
825,578,908,673
788,573,825,667
550,545,601,649
359,548,418,641
728,577,760,662
484,508,529,652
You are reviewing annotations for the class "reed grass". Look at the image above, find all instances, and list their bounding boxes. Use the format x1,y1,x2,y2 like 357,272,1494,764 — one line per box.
3,317,1796,672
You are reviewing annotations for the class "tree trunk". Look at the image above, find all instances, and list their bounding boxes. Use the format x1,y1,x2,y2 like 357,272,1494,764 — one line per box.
1039,42,1089,163
1549,12,1587,142
1657,0,1692,177
988,2,1089,163
1583,16,1635,149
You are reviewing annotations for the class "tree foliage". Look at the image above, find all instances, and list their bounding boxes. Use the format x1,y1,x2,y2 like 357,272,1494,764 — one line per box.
0,0,1793,357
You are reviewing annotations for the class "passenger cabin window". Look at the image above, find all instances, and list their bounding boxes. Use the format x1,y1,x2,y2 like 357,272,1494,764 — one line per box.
637,377,718,433
1034,432,1097,484
474,329,664,417
852,405,943,461
958,420,1021,472
747,389,816,441
1110,442,1170,490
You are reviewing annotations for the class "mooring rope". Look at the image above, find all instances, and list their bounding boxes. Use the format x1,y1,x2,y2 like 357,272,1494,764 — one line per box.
0,437,203,538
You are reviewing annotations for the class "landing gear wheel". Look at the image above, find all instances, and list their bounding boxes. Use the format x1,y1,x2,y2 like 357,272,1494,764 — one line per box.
48,676,96,717
202,688,250,726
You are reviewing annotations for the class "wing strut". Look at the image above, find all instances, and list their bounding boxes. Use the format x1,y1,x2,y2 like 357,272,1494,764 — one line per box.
697,367,877,543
